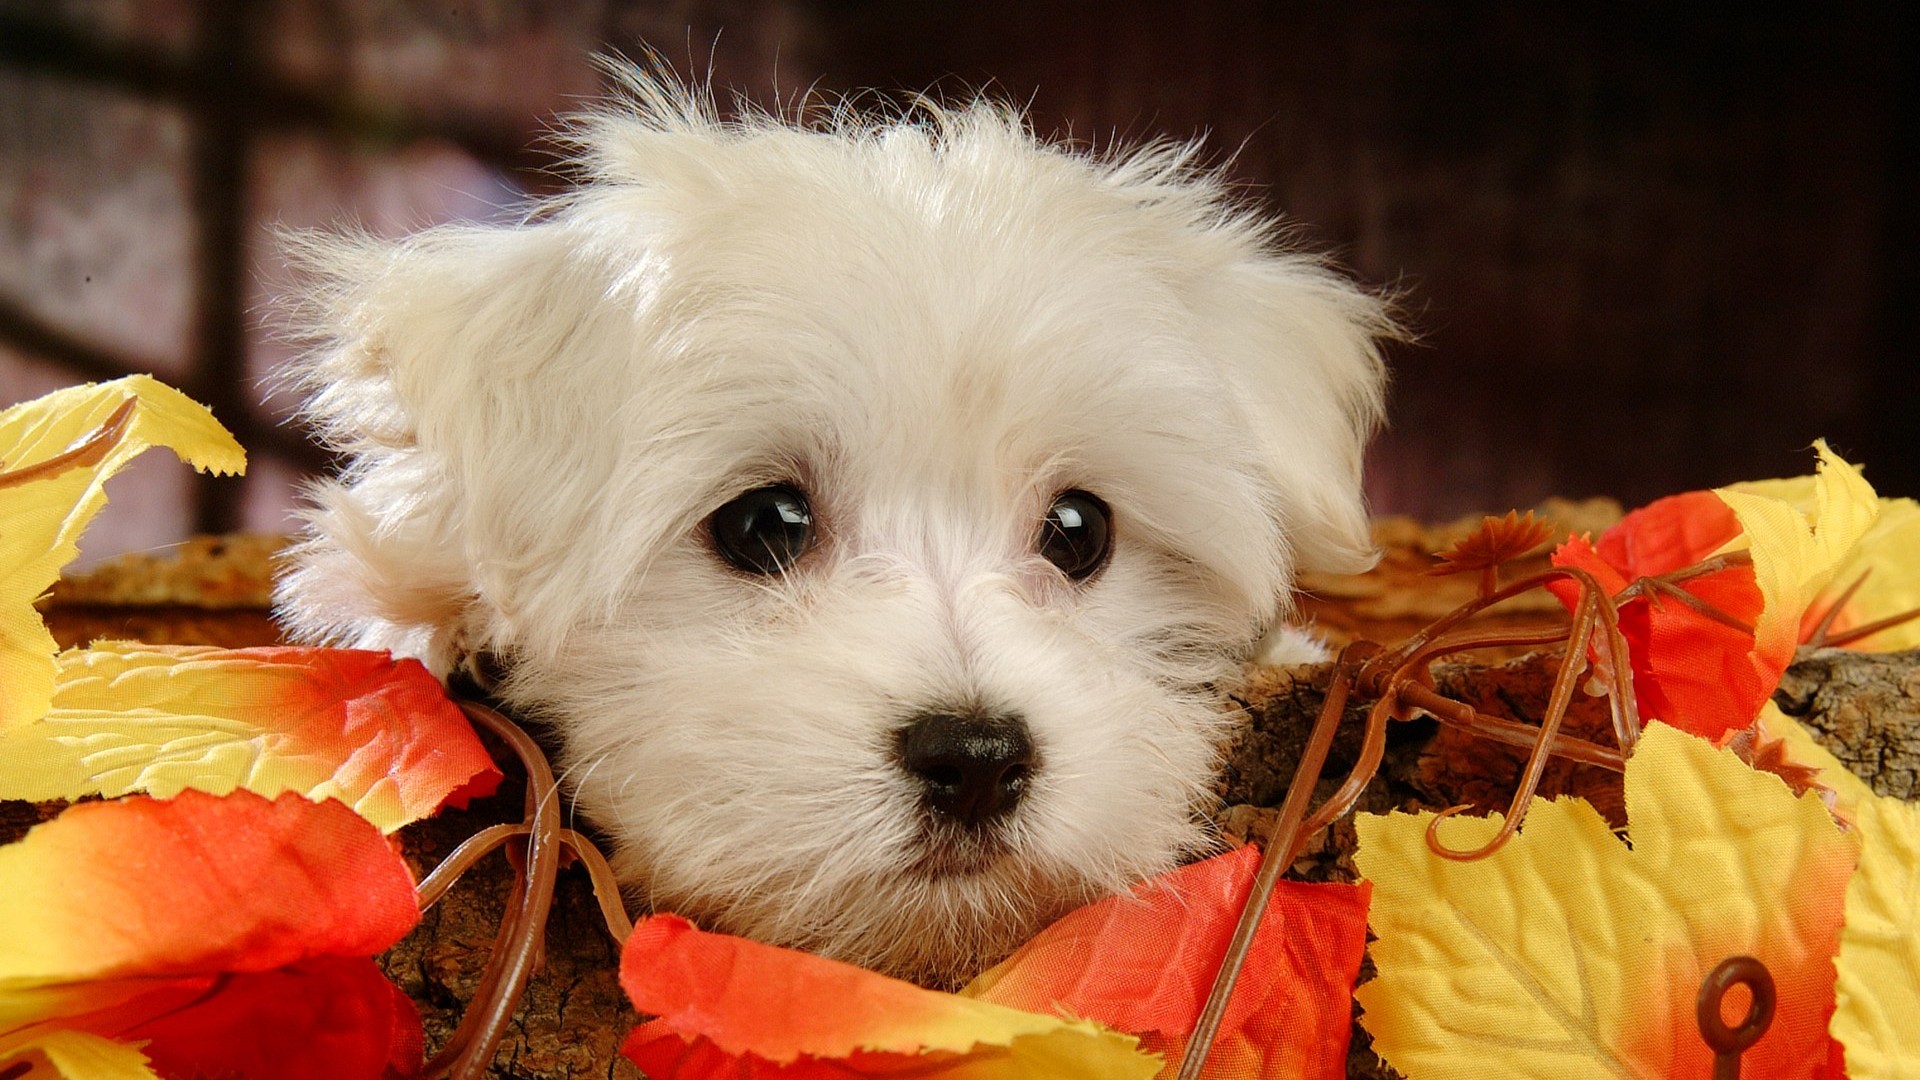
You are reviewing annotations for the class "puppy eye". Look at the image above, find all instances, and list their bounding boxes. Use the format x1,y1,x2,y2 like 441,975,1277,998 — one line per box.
1038,490,1112,581
709,484,815,574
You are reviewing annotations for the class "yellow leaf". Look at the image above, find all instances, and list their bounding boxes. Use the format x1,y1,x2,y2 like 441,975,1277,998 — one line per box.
1831,792,1920,1078
1355,723,1857,1079
1728,467,1920,650
0,1029,159,1080
0,643,500,833
1713,440,1879,666
0,377,245,733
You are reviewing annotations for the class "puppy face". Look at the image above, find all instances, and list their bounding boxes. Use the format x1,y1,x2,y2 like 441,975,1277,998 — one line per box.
278,74,1390,985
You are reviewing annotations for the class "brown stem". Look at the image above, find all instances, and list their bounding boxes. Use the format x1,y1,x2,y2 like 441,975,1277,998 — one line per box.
1586,573,1642,755
0,396,134,489
421,701,566,1080
1635,549,1753,588
1175,644,1369,1080
414,826,631,948
1822,604,1920,649
1396,683,1625,771
422,846,532,1076
1375,571,1557,670
559,828,635,944
1635,575,1755,634
1298,689,1399,839
1804,570,1870,647
1425,585,1599,860
1400,624,1576,663
451,702,564,1080
416,823,531,913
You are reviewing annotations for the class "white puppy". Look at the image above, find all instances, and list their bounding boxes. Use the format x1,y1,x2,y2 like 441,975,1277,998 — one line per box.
277,71,1391,986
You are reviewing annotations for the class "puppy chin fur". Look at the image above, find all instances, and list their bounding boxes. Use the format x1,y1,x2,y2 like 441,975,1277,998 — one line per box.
275,67,1393,987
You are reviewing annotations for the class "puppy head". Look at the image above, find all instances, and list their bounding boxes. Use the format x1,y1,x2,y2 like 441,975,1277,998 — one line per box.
277,72,1391,985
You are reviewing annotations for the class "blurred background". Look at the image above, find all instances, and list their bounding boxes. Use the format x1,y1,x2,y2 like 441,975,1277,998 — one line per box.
2,1,1914,565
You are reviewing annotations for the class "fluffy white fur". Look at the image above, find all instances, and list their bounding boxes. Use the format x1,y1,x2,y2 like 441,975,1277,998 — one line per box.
277,71,1392,985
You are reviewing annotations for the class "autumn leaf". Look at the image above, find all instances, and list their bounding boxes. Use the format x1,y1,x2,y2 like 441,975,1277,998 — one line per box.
1715,441,1879,674
963,845,1371,1080
1428,510,1555,578
115,957,423,1080
0,790,422,1079
619,914,1159,1078
2,1029,159,1080
1354,723,1857,1080
1549,443,1878,740
0,642,500,832
1828,780,1920,1078
1760,700,1920,1077
1725,474,1920,651
0,789,417,985
1549,490,1763,738
619,848,1367,1080
0,376,246,734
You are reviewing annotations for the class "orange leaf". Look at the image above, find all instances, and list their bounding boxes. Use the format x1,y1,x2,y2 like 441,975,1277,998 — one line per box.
1428,510,1555,576
0,643,500,832
619,915,1156,1078
1549,447,1881,741
0,789,418,984
0,790,423,1079
1550,491,1767,739
964,845,1371,1080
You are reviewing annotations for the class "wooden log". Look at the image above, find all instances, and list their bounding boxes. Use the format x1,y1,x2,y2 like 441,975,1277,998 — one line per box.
1776,646,1920,799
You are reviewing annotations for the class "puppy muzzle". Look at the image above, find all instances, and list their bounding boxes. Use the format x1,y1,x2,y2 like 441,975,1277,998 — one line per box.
896,710,1035,829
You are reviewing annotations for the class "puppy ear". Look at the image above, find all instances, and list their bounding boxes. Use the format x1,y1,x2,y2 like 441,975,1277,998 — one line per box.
275,220,642,672
1198,255,1394,575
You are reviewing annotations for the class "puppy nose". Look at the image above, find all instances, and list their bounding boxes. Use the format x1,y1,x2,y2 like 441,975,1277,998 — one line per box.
898,712,1035,827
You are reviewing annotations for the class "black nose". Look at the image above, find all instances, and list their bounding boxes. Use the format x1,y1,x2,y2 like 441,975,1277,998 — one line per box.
898,712,1035,827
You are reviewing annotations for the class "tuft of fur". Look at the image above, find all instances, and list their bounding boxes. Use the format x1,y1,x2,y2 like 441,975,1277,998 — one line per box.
277,68,1392,985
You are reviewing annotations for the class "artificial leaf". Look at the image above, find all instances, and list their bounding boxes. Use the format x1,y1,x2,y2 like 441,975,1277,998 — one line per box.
0,376,246,734
0,642,501,832
0,790,422,1079
1726,474,1920,651
1549,444,1879,740
1714,440,1879,676
1830,790,1920,1078
1549,490,1764,739
619,914,1158,1079
2,1029,159,1080
118,956,423,1080
964,845,1371,1080
0,789,417,988
1427,510,1555,576
1354,723,1857,1080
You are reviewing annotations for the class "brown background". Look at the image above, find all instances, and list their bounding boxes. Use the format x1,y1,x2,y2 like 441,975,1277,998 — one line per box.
2,1,1913,562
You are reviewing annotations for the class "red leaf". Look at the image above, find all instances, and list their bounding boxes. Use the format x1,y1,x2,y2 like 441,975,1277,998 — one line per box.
125,957,422,1080
0,791,426,1078
617,914,1156,1078
1550,491,1767,739
965,845,1372,1080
